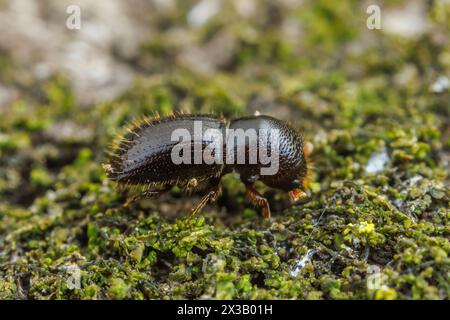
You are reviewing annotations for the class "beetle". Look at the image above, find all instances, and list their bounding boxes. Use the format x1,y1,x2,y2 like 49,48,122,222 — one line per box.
103,113,313,219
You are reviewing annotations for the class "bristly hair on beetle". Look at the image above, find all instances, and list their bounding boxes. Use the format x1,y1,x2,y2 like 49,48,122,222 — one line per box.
103,113,313,219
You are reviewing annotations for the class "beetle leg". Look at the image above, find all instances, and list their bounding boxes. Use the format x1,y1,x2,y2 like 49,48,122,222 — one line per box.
303,141,314,158
243,182,271,219
190,179,221,216
124,185,172,207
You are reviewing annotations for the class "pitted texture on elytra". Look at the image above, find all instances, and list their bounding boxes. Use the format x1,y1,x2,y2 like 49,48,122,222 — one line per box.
109,114,226,186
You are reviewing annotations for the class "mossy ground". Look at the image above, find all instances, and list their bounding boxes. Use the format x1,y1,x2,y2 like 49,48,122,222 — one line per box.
0,0,449,299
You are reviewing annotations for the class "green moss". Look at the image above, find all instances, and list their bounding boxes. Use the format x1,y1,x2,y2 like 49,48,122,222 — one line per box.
109,278,131,300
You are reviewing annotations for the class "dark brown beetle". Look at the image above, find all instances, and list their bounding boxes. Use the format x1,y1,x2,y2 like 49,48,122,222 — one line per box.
103,113,313,219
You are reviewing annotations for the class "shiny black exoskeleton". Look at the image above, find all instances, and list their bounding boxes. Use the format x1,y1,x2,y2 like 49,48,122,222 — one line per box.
104,114,312,219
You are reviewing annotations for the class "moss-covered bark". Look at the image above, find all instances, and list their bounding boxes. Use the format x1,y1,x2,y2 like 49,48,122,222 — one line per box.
0,0,449,299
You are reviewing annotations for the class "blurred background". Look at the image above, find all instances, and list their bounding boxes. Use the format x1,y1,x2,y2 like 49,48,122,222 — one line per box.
0,0,449,300
0,0,448,106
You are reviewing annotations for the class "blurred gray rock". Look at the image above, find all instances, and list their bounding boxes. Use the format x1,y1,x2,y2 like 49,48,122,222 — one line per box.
0,0,155,106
